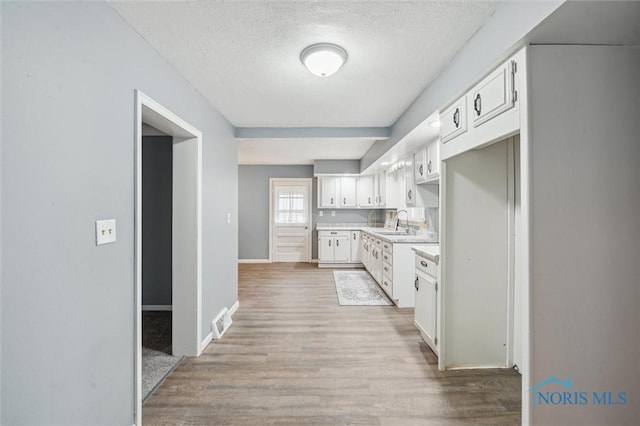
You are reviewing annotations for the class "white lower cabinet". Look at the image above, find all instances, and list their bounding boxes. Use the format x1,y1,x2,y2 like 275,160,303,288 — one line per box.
350,231,361,262
360,232,419,307
414,254,438,353
318,231,350,263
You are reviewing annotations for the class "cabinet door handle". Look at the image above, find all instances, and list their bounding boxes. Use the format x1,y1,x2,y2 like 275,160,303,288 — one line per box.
408,189,412,200
427,160,432,173
384,267,388,272
343,198,346,205
453,108,460,128
336,240,339,247
368,197,371,204
353,234,356,240
384,255,388,260
415,277,419,291
474,93,482,116
419,164,423,176
329,240,332,247
421,260,428,267
331,197,334,205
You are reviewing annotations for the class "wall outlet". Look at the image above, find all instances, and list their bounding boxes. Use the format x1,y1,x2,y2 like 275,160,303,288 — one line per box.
319,211,323,217
227,213,231,224
96,219,116,245
331,211,336,217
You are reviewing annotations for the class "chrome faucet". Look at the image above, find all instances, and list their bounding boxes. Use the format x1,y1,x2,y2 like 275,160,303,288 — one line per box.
395,210,409,233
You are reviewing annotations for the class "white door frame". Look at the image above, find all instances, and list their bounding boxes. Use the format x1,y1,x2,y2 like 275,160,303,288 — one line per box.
134,90,203,425
268,178,313,262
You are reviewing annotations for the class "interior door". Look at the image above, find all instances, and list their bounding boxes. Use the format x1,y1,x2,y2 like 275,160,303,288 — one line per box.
271,179,312,262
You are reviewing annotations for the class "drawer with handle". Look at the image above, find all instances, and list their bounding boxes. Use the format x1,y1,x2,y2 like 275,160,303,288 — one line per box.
382,250,392,265
382,241,393,255
382,261,392,280
381,277,393,297
440,95,467,143
415,255,437,279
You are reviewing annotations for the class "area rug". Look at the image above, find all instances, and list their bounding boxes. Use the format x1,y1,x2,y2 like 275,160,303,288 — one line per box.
333,270,393,306
142,347,184,402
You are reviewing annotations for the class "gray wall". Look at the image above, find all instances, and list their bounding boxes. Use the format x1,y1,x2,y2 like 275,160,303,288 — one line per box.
142,136,172,306
313,159,360,175
239,165,379,260
529,46,640,425
1,2,237,424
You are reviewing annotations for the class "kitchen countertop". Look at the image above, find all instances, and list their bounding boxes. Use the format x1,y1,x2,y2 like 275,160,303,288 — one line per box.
412,245,440,263
316,223,439,244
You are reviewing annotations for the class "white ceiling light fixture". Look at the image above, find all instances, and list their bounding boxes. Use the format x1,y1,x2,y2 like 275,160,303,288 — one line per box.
300,43,348,77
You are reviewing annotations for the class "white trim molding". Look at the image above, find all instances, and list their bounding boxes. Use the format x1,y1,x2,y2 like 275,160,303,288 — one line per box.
134,89,203,426
141,305,172,311
229,300,240,315
200,331,213,353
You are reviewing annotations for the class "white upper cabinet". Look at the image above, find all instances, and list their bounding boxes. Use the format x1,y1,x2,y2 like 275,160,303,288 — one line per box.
470,60,516,128
357,175,375,207
318,176,339,208
416,141,440,185
440,96,467,143
439,52,521,161
405,155,416,206
340,177,357,208
426,140,440,181
415,147,428,184
375,172,386,207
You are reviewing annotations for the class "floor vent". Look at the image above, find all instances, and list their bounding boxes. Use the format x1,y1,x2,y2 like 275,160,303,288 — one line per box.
211,307,232,340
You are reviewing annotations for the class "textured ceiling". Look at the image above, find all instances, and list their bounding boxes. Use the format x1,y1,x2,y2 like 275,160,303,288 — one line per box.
110,1,499,128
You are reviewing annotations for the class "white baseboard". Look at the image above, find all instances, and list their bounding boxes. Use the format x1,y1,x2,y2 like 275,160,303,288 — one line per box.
318,263,364,269
229,300,240,315
238,259,270,264
200,331,213,353
142,305,172,311
310,259,319,263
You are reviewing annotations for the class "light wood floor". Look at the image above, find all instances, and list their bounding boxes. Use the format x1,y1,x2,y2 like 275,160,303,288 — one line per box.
143,263,521,425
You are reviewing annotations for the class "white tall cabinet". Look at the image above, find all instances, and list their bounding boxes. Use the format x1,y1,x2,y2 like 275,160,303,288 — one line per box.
436,46,640,425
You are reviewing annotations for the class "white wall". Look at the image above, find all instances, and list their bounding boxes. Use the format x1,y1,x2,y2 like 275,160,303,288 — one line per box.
1,2,237,424
529,45,640,425
443,139,510,368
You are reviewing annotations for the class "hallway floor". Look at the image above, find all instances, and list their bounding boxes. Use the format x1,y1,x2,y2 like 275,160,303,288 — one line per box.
142,263,521,425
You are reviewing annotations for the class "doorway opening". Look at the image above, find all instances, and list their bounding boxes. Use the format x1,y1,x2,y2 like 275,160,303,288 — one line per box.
134,90,203,425
269,178,312,262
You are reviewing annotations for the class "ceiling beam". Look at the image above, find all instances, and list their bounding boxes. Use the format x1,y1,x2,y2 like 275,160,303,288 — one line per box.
235,127,390,140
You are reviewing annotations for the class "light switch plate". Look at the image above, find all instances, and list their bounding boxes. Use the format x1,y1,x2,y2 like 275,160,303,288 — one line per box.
331,211,336,217
227,213,231,224
96,219,116,245
319,211,323,217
